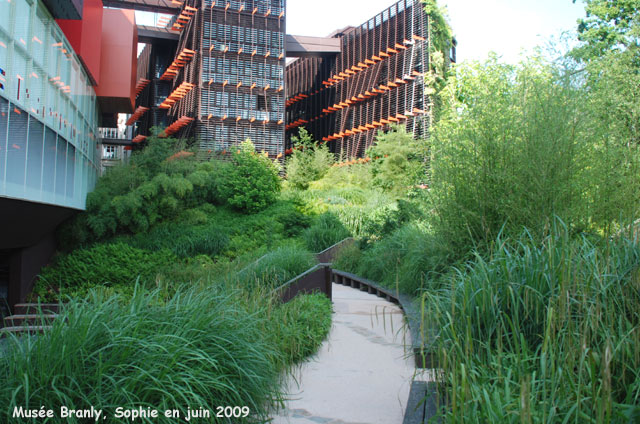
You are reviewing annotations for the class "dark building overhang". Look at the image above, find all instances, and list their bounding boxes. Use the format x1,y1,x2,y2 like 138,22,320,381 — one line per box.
100,137,134,146
137,25,179,43
103,0,180,14
0,197,79,250
42,0,84,20
286,34,341,57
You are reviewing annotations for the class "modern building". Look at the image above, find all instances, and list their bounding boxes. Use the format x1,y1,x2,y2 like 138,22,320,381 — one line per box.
0,0,139,312
133,0,287,159
285,0,456,158
129,0,454,160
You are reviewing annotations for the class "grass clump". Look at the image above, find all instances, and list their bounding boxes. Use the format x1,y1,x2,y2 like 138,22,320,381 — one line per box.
33,243,176,301
233,245,318,289
334,223,454,295
303,213,351,252
426,226,640,423
266,293,333,366
118,222,230,258
0,287,284,424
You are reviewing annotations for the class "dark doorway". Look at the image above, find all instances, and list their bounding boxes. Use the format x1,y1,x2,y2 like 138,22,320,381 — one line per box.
0,251,10,320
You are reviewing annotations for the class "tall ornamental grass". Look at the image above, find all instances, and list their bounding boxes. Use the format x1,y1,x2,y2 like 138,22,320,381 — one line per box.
0,287,284,423
425,226,640,423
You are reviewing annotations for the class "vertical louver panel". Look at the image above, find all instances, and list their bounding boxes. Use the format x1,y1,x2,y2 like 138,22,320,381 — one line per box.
26,115,44,193
42,127,57,200
6,105,27,192
55,136,67,198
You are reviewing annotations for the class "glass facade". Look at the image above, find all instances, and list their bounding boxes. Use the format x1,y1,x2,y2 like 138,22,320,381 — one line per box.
0,0,99,210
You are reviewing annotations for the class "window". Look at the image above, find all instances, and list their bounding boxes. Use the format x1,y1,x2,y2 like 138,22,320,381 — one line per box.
257,94,271,111
102,144,118,160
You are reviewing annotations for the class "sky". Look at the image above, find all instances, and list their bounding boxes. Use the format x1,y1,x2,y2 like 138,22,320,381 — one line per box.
285,0,587,63
135,0,587,63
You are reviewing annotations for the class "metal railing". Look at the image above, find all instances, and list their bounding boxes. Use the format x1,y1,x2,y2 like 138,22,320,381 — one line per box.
98,127,128,140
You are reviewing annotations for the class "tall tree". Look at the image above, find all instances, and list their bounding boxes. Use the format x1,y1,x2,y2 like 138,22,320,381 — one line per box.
572,0,640,58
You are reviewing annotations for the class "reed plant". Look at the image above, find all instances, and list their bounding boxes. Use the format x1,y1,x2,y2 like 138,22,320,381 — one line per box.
425,225,640,422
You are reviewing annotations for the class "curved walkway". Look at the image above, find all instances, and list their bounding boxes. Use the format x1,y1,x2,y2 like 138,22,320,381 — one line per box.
272,283,421,424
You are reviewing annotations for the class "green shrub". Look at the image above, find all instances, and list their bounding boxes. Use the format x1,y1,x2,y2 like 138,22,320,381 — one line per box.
218,141,281,213
366,125,428,195
303,213,351,252
0,288,284,423
286,128,334,190
276,209,312,237
34,243,177,301
427,226,640,422
58,136,223,248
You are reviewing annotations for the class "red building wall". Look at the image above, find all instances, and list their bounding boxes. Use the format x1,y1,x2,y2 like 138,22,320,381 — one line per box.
56,0,104,86
94,9,138,114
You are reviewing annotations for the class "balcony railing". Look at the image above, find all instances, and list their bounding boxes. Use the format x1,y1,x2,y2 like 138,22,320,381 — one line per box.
98,127,128,140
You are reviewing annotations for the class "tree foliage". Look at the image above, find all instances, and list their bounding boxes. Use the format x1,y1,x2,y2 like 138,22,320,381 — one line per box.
60,135,221,248
429,54,640,252
573,0,640,58
286,128,334,190
366,125,427,196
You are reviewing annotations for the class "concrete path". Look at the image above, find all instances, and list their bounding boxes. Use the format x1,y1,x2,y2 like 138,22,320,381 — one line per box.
271,283,417,424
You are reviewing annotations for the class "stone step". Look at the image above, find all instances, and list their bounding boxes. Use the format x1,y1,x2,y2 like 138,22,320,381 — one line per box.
0,325,52,337
4,314,58,327
13,303,61,315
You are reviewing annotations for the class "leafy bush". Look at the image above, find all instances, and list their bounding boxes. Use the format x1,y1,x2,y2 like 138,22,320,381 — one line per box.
34,243,177,301
58,136,222,248
218,141,281,213
427,226,640,423
276,209,312,237
0,288,284,423
303,213,351,252
286,128,334,190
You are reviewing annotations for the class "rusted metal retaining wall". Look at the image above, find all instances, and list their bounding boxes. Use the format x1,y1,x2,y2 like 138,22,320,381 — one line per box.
276,264,333,303
315,237,354,263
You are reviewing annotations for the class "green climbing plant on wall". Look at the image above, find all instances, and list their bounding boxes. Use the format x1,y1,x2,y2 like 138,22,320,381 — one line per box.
422,0,454,123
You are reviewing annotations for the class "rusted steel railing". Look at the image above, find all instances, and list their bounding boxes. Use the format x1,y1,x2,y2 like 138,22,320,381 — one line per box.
274,264,333,303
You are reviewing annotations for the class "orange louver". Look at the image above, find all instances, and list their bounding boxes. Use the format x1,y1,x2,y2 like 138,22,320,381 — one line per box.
160,48,196,81
125,106,150,125
158,82,195,109
159,116,194,138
